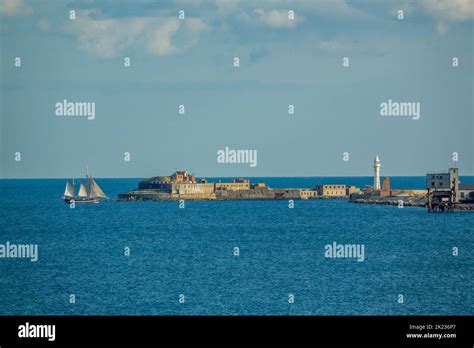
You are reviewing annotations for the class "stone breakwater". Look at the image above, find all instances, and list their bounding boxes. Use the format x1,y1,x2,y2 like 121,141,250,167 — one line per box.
350,195,426,207
350,195,474,210
118,188,317,201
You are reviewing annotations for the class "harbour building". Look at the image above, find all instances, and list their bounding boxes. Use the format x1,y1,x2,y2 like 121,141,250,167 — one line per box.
459,183,474,203
426,168,459,212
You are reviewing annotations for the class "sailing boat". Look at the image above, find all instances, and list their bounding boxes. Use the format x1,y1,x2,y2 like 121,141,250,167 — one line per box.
62,166,108,204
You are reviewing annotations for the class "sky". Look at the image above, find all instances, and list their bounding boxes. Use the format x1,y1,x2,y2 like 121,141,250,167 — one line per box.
0,0,473,178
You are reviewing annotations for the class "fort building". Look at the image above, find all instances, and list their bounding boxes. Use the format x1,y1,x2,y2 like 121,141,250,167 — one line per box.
346,186,363,196
119,171,319,201
301,189,318,199
171,171,196,183
215,178,250,191
316,184,347,197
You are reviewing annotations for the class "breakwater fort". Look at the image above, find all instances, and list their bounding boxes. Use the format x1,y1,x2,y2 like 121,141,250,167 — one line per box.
117,157,474,211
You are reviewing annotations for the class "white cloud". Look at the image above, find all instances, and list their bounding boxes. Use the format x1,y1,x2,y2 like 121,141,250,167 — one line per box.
258,0,366,18
0,0,31,16
185,17,208,32
236,1,364,29
254,8,301,28
236,11,251,22
173,0,240,13
418,0,473,35
421,0,474,22
173,0,206,6
310,0,366,18
67,11,207,59
146,18,180,56
233,0,367,27
215,0,240,12
146,18,208,56
67,12,148,59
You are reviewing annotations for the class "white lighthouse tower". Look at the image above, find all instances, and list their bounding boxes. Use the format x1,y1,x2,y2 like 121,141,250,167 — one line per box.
374,155,381,190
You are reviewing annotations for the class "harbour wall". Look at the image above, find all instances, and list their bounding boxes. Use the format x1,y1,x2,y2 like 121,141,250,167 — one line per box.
350,194,474,210
117,187,318,201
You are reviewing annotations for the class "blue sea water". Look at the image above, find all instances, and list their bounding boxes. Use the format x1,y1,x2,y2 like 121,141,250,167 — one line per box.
0,177,473,315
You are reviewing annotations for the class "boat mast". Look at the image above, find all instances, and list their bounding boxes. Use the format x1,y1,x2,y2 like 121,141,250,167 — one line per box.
86,165,90,198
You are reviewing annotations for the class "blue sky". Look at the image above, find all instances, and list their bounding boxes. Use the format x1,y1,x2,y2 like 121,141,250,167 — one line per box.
1,0,473,178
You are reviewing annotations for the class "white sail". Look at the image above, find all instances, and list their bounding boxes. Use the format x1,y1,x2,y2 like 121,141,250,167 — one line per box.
89,178,107,198
78,183,88,197
63,181,74,197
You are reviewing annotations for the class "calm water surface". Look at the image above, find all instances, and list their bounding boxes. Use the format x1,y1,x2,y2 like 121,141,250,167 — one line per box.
0,177,472,315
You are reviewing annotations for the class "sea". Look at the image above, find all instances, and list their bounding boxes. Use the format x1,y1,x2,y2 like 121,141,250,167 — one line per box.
0,177,473,315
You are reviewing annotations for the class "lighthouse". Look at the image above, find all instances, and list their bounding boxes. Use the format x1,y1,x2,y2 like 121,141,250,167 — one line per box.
374,155,381,190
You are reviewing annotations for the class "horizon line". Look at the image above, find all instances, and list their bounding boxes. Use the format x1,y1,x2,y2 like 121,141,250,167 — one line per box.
2,174,474,180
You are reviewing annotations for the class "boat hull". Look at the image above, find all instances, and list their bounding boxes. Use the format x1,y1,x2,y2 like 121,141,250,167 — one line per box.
63,197,100,204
